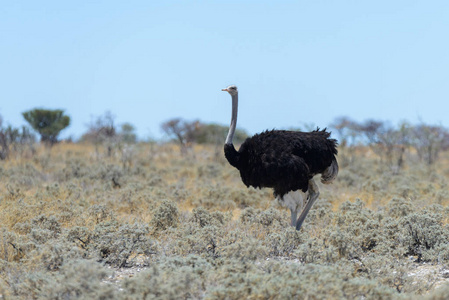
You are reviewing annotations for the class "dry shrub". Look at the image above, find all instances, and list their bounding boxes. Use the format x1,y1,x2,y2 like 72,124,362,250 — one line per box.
221,237,268,262
150,200,179,232
387,197,414,218
267,227,303,257
191,207,227,228
90,221,155,267
121,255,209,299
37,260,115,299
240,207,287,228
401,211,449,262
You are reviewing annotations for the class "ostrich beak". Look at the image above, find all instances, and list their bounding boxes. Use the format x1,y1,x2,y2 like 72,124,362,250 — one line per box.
221,88,228,92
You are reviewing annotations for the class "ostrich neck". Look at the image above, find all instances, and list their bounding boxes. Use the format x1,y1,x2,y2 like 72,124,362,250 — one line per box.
225,93,238,145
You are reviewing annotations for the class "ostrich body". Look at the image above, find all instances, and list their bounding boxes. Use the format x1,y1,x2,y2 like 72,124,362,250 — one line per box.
222,85,338,230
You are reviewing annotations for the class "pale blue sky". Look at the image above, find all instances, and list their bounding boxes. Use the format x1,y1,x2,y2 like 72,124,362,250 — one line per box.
1,1,448,140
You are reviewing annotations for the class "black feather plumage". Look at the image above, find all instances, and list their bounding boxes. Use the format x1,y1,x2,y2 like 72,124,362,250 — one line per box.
224,128,338,197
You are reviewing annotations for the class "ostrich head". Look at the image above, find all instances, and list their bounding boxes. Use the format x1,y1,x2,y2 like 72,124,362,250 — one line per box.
222,85,238,96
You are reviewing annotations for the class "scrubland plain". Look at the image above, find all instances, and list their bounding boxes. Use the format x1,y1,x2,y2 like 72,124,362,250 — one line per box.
1,142,449,299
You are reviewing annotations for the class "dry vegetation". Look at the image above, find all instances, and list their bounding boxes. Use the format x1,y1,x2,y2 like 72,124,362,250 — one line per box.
1,141,449,299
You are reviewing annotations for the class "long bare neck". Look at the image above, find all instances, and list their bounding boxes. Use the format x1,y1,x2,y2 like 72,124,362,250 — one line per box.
225,93,238,145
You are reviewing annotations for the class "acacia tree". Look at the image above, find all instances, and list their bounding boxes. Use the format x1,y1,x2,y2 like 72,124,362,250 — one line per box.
194,123,247,145
161,118,249,157
161,118,199,154
331,117,412,171
80,111,118,157
0,115,36,160
358,120,411,172
120,123,137,144
330,116,361,147
22,109,70,146
411,124,449,165
330,117,362,166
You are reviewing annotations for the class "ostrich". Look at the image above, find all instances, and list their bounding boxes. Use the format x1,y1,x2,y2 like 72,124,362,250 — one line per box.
222,85,338,230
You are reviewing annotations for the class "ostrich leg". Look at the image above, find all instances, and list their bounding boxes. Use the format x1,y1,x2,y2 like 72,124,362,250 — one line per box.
289,191,304,227
281,190,305,227
295,179,319,230
290,207,299,227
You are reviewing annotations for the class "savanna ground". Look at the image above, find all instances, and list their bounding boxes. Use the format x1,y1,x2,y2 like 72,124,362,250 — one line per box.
1,142,449,299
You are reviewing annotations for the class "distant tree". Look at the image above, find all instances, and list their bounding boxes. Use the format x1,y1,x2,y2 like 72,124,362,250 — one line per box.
0,115,36,160
161,118,249,155
361,120,412,171
81,111,118,157
81,111,116,144
0,116,8,159
22,109,70,146
379,122,411,171
194,123,248,145
411,124,449,165
193,122,249,160
330,116,361,147
358,119,385,145
119,123,137,144
161,118,199,154
331,117,413,171
330,116,362,166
